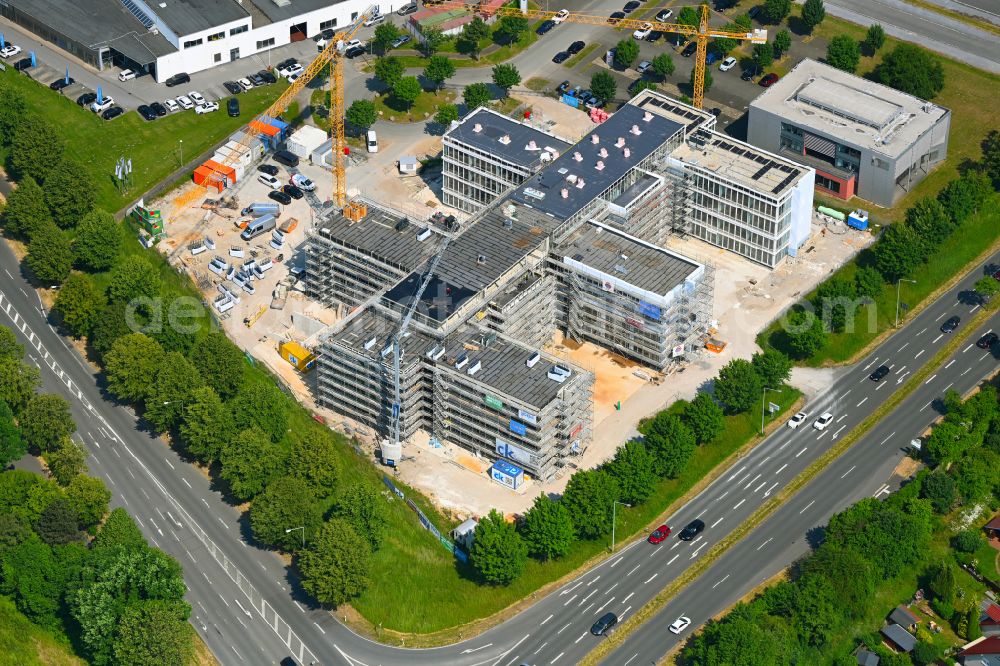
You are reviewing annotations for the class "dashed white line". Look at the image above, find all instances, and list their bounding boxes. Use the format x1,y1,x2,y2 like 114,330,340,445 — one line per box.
796,446,808,457
218,594,230,607
775,463,788,475
626,564,640,577
164,458,174,469
550,652,565,664
610,556,624,568
587,575,600,586
856,397,868,407
623,591,635,604
644,573,657,584
840,465,856,479
898,342,909,352
963,343,974,353
712,574,730,589
878,432,895,446
733,498,746,510
757,537,773,551
666,554,679,565
915,349,925,359
932,333,943,344
743,473,761,490
945,359,956,369
710,516,724,528
799,500,816,514
563,594,578,606
313,622,326,635
574,632,588,644
182,478,192,488
832,425,846,439
540,614,553,626
925,374,937,385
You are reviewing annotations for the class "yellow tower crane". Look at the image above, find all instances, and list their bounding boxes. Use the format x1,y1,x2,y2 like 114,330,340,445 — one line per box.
440,3,766,109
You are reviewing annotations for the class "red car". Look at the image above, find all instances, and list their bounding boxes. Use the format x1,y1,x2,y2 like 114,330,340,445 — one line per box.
648,525,671,544
759,73,780,87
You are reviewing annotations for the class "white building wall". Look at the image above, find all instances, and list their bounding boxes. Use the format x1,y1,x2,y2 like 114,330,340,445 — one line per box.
787,167,815,256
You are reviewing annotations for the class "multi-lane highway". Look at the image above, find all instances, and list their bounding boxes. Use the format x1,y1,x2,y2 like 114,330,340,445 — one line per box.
4,220,997,665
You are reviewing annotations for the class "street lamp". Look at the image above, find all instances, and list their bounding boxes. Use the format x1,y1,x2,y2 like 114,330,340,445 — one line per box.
895,278,916,327
761,386,781,435
610,500,631,552
286,526,305,548
179,138,184,167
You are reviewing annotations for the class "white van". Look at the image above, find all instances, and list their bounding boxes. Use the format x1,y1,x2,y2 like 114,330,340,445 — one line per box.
366,129,379,153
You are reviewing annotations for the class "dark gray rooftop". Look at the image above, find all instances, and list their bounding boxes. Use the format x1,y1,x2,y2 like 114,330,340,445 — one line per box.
248,0,353,24
880,624,916,652
557,222,700,296
445,107,572,170
8,0,176,63
152,0,248,37
314,207,438,274
510,104,683,221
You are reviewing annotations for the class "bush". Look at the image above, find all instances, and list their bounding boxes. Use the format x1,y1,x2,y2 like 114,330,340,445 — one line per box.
930,598,954,621
952,529,984,553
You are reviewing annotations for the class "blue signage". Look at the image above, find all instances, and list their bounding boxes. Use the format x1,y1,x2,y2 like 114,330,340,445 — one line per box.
638,301,662,320
509,419,527,436
562,93,579,108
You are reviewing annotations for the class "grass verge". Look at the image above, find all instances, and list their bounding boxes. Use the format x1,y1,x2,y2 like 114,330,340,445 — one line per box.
564,42,601,69
0,596,83,666
582,303,997,665
372,89,456,123
902,0,1000,37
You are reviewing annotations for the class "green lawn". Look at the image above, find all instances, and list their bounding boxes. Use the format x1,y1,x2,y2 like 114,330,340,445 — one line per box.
0,596,83,666
0,68,284,213
372,89,456,123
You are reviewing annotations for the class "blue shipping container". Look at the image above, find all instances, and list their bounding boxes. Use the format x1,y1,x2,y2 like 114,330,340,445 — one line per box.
491,460,524,490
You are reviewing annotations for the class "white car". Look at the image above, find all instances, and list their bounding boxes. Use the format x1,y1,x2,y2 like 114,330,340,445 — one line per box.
164,98,180,112
287,73,300,84
668,616,692,635
787,412,807,429
813,412,834,430
345,39,364,50
118,69,136,81
719,56,738,72
291,174,316,191
176,95,194,110
363,13,384,27
258,173,281,189
552,9,569,24
655,9,674,21
189,91,206,105
91,96,115,113
238,78,254,92
0,44,22,59
283,63,304,78
195,101,219,114
633,22,653,40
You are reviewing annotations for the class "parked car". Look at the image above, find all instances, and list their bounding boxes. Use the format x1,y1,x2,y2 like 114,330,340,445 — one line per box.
553,9,570,23
164,98,180,112
678,519,705,540
258,173,281,189
49,77,74,91
345,45,366,58
258,69,277,84
150,101,167,117
537,20,556,35
552,51,569,64
719,56,738,71
249,73,265,87
101,106,125,121
748,5,762,20
291,174,316,191
273,150,300,167
568,40,585,54
238,78,253,92
391,35,412,48
176,95,194,109
223,80,242,95
608,11,626,24
118,69,136,81
276,58,298,71
165,72,190,87
397,3,418,15
741,68,756,81
258,164,280,176
77,92,97,106
941,315,961,333
227,98,240,117
13,58,32,71
282,184,304,200
366,130,378,154
283,63,304,78
189,91,206,105
268,190,292,205
0,44,22,58
668,616,692,635
556,80,571,94
137,105,157,121
633,22,653,40
656,9,674,21
287,72,300,84
363,13,384,27
637,60,652,74
648,525,671,544
977,332,999,349
195,101,219,114
646,30,663,42
623,1,641,12
813,412,834,430
705,51,720,65
759,73,780,87
591,612,618,636
869,365,891,382
682,42,697,57
787,411,807,429
91,96,115,113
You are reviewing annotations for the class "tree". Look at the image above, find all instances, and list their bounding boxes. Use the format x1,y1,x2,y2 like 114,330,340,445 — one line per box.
751,349,792,387
773,29,792,58
491,64,521,98
0,359,39,415
928,561,956,604
288,429,340,497
692,65,714,93
373,56,404,88
46,436,87,486
90,302,134,362
345,99,377,130
373,22,401,53
520,494,574,561
561,469,619,539
614,39,640,69
104,334,165,403
250,476,322,551
606,440,657,504
457,18,489,58
590,70,616,104
0,326,24,361
925,420,971,466
55,273,104,338
974,276,1000,302
0,80,27,141
854,266,884,301
1,176,51,237
92,507,146,551
907,196,954,245
983,130,1000,186
495,15,529,45
800,0,826,31
298,518,370,605
0,534,63,628
44,159,95,226
232,382,289,443
20,393,76,453
952,528,984,553
919,471,956,513
112,599,194,666
463,82,492,110
337,484,387,551
188,331,244,399
35,498,80,545
713,26,740,58
107,255,161,305
434,103,459,126
814,277,858,332
0,400,25,468
864,23,886,53
219,427,287,502
753,41,774,69
683,392,725,445
26,221,73,284
677,6,700,28
392,76,422,108
178,387,231,464
470,509,527,585
9,121,65,184
65,475,110,529
143,352,203,433
873,222,926,282
641,412,697,477
826,35,860,72
761,0,792,24
423,55,456,93
418,27,446,57
939,172,992,223
952,449,1000,503
651,52,675,79
714,358,764,414
877,44,945,99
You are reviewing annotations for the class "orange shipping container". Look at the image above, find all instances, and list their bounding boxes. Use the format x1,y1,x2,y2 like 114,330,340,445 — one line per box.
193,165,225,192
203,159,237,186
249,120,281,137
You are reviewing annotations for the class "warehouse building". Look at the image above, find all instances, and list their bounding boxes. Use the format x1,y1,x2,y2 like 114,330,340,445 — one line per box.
748,58,951,207
442,107,572,214
1,0,414,82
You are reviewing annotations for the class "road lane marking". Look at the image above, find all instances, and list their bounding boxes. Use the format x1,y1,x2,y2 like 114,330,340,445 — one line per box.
644,573,657,584
898,342,909,352
557,623,571,635
182,478,192,488
594,596,616,615
587,575,600,586
754,481,767,493
563,594,578,606
836,415,847,423
579,589,598,606
944,382,954,392
840,465,856,479
799,500,816,514
726,465,747,482
710,517,724,528
559,580,583,596
461,643,492,654
623,654,638,666
832,425,846,439
691,542,708,559
921,400,933,411
925,374,937,385
945,359,956,368
610,556,624,568
873,484,891,497
764,482,778,497
313,622,326,635
667,554,679,565
743,473,761,490
796,446,808,457
932,333,943,344
878,432,895,446
218,594,230,607
623,591,635,604
575,632,588,644
962,367,972,375
733,498,746,510
963,343,973,352
971,304,981,313
862,358,879,371
550,652,564,664
626,564,640,576
540,614,553,626
757,537,773,551
164,458,174,469
775,463,788,475
712,574,730,589
915,349,925,359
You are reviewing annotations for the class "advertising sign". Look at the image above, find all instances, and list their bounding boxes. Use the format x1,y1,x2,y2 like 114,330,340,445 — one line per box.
484,395,504,410
639,301,662,320
517,408,537,425
496,438,533,466
509,419,527,436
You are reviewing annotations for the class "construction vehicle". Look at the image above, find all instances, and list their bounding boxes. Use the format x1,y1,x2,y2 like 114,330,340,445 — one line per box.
244,303,267,328
438,3,766,108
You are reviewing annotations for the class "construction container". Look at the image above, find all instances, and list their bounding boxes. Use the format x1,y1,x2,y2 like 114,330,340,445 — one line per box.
847,209,869,231
279,341,316,372
265,117,291,141
278,218,298,234
491,460,524,490
287,125,329,159
131,205,163,236
193,165,226,192
249,120,282,150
